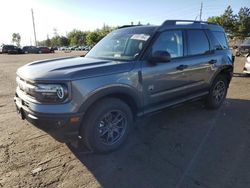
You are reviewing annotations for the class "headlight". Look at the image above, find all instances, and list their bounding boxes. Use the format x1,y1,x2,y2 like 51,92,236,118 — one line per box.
34,84,68,102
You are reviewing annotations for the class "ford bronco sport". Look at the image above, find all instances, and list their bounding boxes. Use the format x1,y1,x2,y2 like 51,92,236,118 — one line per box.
14,20,233,153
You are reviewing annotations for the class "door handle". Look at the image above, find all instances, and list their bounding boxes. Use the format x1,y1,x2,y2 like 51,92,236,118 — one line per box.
209,59,217,64
176,64,188,71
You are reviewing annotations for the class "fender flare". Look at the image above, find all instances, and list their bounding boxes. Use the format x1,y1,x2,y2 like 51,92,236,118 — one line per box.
78,84,143,114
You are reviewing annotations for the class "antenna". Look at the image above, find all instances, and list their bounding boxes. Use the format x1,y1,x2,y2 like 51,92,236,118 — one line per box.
31,8,37,46
199,2,203,21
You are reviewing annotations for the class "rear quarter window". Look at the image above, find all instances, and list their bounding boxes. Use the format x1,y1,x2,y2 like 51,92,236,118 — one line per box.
212,31,228,49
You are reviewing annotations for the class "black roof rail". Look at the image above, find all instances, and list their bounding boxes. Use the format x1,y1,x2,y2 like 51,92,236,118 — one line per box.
118,24,142,29
161,20,218,26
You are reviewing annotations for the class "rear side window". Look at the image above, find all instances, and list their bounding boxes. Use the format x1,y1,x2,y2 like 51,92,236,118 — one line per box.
187,30,210,55
212,31,228,49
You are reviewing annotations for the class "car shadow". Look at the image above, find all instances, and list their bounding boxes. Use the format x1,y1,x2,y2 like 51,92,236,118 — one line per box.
67,98,250,188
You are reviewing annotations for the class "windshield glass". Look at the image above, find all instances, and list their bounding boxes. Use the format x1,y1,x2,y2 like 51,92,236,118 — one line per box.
86,28,153,61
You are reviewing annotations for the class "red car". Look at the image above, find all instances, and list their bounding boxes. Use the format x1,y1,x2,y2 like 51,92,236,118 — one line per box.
38,47,51,53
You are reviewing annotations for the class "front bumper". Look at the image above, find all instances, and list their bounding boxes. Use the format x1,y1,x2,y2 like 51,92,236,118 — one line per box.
14,95,84,142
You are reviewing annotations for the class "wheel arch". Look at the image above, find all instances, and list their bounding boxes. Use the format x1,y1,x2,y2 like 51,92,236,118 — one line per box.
211,65,233,86
79,85,143,118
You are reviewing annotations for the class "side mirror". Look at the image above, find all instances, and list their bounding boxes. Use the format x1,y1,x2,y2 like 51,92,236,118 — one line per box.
150,50,171,63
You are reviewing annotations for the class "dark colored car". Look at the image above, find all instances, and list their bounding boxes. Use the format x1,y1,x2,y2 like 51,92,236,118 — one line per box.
236,39,250,56
2,45,23,54
50,47,57,52
37,47,51,53
22,46,39,54
14,20,233,153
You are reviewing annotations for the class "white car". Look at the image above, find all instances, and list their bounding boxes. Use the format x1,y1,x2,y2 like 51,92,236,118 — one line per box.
243,55,250,74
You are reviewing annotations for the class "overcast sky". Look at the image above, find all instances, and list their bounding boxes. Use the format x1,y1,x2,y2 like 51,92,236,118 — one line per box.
1,0,249,46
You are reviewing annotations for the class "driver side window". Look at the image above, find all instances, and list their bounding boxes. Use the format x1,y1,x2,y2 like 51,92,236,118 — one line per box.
152,30,183,58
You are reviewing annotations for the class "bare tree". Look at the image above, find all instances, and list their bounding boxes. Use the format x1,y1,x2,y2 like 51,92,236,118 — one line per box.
12,33,21,47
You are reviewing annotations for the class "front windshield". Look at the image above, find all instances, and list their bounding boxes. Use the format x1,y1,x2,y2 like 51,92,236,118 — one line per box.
86,28,152,61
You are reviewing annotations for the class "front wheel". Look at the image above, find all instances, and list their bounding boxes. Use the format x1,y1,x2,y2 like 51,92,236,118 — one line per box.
205,75,228,109
80,98,133,153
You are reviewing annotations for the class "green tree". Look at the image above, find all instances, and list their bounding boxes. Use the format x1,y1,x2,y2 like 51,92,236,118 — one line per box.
45,35,51,47
85,31,99,45
237,7,250,38
67,29,86,46
85,25,114,45
207,16,222,25
207,6,250,37
221,6,237,35
207,6,237,35
58,36,69,46
51,36,60,46
12,33,21,47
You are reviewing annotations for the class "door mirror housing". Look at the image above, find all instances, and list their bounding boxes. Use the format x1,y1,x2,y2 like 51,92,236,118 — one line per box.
150,51,171,63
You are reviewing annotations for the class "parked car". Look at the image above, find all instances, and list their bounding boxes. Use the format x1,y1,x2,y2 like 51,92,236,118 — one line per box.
50,47,58,51
49,47,55,53
236,39,250,56
2,45,23,54
243,53,250,74
37,47,51,53
22,46,39,54
75,46,84,51
69,46,78,50
59,46,68,51
14,20,233,153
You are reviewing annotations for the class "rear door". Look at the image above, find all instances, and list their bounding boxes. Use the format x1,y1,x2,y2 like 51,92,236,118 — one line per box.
183,29,217,88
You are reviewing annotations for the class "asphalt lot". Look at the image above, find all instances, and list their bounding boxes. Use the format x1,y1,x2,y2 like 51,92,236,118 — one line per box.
0,51,250,188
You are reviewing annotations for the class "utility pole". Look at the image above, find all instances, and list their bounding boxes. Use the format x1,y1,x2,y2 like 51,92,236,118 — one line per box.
199,2,203,21
31,8,37,46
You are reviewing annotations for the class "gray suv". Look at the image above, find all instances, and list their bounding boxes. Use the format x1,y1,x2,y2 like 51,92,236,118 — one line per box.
14,20,233,153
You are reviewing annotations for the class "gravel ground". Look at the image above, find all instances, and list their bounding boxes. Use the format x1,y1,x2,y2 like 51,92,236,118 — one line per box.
0,51,250,188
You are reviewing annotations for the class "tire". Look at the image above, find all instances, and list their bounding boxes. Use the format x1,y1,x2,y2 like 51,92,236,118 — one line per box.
206,75,228,109
80,98,133,153
38,51,42,54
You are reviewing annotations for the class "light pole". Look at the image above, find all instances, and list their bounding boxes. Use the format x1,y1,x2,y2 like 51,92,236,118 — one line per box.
31,8,37,46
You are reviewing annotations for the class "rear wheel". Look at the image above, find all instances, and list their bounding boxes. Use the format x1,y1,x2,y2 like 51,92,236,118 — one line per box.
206,75,228,109
80,98,133,153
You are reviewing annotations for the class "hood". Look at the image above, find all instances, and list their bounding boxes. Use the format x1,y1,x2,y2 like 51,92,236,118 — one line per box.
17,56,134,81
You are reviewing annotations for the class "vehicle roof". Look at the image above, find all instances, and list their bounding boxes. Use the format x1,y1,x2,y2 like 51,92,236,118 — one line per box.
117,25,158,34
3,45,15,47
118,20,225,33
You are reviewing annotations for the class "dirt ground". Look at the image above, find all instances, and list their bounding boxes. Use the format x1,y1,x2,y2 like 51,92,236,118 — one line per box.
0,51,250,188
